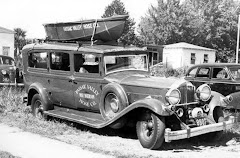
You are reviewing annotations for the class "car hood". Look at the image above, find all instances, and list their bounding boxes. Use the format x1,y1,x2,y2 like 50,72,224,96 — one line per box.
105,71,184,89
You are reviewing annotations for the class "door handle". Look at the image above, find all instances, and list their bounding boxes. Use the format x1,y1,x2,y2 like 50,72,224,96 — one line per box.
68,75,75,82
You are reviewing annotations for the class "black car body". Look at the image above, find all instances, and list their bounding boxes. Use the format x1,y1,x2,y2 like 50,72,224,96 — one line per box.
185,63,240,109
0,55,23,86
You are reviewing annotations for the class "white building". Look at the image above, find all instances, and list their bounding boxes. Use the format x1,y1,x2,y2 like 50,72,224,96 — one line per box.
0,26,14,58
163,42,216,69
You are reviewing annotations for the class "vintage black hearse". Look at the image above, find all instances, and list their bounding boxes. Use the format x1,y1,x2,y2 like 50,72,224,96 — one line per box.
21,41,235,149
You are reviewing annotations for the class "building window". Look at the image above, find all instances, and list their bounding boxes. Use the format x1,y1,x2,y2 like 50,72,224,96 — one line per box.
204,54,208,63
191,53,196,64
2,46,10,56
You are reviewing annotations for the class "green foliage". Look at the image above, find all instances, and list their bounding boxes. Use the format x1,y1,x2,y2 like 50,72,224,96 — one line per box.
14,28,27,55
139,0,240,62
102,0,142,46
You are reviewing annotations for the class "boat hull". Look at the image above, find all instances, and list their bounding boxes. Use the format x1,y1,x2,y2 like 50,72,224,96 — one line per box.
44,15,128,42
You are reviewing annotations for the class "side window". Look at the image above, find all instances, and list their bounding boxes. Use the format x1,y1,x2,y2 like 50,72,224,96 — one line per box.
50,52,70,71
28,52,48,69
196,67,210,78
187,67,198,77
74,53,99,73
212,68,229,79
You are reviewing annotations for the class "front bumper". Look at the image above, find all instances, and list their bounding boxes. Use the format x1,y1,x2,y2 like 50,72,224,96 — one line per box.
165,116,235,142
0,82,24,86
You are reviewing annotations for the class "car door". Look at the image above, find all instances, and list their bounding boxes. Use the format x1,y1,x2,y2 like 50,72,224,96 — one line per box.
185,66,211,88
49,51,75,108
72,53,103,112
209,67,234,96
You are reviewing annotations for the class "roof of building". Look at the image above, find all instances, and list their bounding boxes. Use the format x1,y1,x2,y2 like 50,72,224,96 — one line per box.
164,42,215,52
0,26,14,34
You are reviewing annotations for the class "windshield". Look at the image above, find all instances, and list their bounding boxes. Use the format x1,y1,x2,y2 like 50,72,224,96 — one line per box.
0,57,14,65
104,53,148,74
229,66,240,79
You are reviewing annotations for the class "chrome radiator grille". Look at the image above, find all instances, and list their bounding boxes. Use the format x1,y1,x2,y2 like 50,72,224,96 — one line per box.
178,84,195,104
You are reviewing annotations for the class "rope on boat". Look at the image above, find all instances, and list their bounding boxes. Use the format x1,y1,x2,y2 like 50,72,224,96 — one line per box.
91,19,98,46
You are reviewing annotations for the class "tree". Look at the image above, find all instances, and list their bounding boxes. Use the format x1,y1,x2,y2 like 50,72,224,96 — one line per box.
14,28,27,57
102,0,140,45
139,0,240,62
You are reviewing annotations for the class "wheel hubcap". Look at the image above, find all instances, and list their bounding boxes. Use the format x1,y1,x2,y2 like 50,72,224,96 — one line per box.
110,98,119,113
143,117,154,138
34,100,43,119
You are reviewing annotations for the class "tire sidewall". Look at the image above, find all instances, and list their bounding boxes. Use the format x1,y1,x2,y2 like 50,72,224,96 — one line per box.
137,113,165,149
31,94,50,117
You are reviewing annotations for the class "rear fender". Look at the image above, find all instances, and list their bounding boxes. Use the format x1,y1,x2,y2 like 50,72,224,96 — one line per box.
27,82,53,109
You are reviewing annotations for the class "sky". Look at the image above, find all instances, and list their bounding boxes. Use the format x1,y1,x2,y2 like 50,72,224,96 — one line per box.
0,0,157,39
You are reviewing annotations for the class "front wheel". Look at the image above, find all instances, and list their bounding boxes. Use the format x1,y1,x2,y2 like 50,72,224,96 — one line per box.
136,112,165,149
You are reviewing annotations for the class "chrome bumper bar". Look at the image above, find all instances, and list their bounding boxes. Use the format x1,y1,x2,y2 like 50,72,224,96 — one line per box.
165,116,236,142
0,83,24,86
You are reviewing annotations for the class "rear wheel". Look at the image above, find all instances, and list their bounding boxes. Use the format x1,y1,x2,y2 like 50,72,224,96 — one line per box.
31,94,45,119
136,112,165,149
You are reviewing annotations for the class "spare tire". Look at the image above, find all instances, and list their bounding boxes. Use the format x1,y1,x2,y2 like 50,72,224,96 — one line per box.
100,83,128,129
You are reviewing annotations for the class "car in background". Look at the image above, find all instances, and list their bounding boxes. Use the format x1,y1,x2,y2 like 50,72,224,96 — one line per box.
0,55,23,86
185,63,240,109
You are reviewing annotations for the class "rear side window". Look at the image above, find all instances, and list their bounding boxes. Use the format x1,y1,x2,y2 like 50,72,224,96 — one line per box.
50,52,70,71
212,68,229,79
28,52,48,69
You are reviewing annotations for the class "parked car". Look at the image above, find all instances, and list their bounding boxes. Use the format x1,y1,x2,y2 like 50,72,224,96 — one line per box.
185,63,240,109
22,42,235,149
0,55,23,86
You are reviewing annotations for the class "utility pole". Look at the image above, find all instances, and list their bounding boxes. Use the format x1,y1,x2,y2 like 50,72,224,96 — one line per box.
236,15,240,63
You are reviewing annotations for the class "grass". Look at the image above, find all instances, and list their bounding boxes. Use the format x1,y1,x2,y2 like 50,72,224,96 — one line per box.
0,87,240,158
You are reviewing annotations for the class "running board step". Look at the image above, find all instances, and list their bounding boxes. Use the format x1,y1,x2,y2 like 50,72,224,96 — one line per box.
44,108,107,128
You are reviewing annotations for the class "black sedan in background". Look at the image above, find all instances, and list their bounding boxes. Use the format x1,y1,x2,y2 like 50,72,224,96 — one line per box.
0,55,23,86
185,63,240,109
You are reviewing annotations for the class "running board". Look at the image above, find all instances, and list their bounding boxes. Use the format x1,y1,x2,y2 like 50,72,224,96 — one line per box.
44,107,107,128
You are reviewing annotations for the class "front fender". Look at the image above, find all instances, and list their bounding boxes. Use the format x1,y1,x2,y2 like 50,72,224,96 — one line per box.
227,91,240,109
208,91,225,110
27,82,52,108
208,91,225,122
109,98,170,122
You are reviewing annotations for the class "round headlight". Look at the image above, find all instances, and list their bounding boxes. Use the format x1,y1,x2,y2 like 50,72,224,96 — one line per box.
1,70,6,75
196,84,211,101
166,89,181,105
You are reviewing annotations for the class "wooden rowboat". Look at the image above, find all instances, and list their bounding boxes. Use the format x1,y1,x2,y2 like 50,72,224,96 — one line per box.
44,15,128,42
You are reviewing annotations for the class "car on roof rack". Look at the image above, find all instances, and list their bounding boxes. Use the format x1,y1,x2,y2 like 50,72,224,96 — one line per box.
185,63,240,109
22,41,235,149
0,55,23,86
